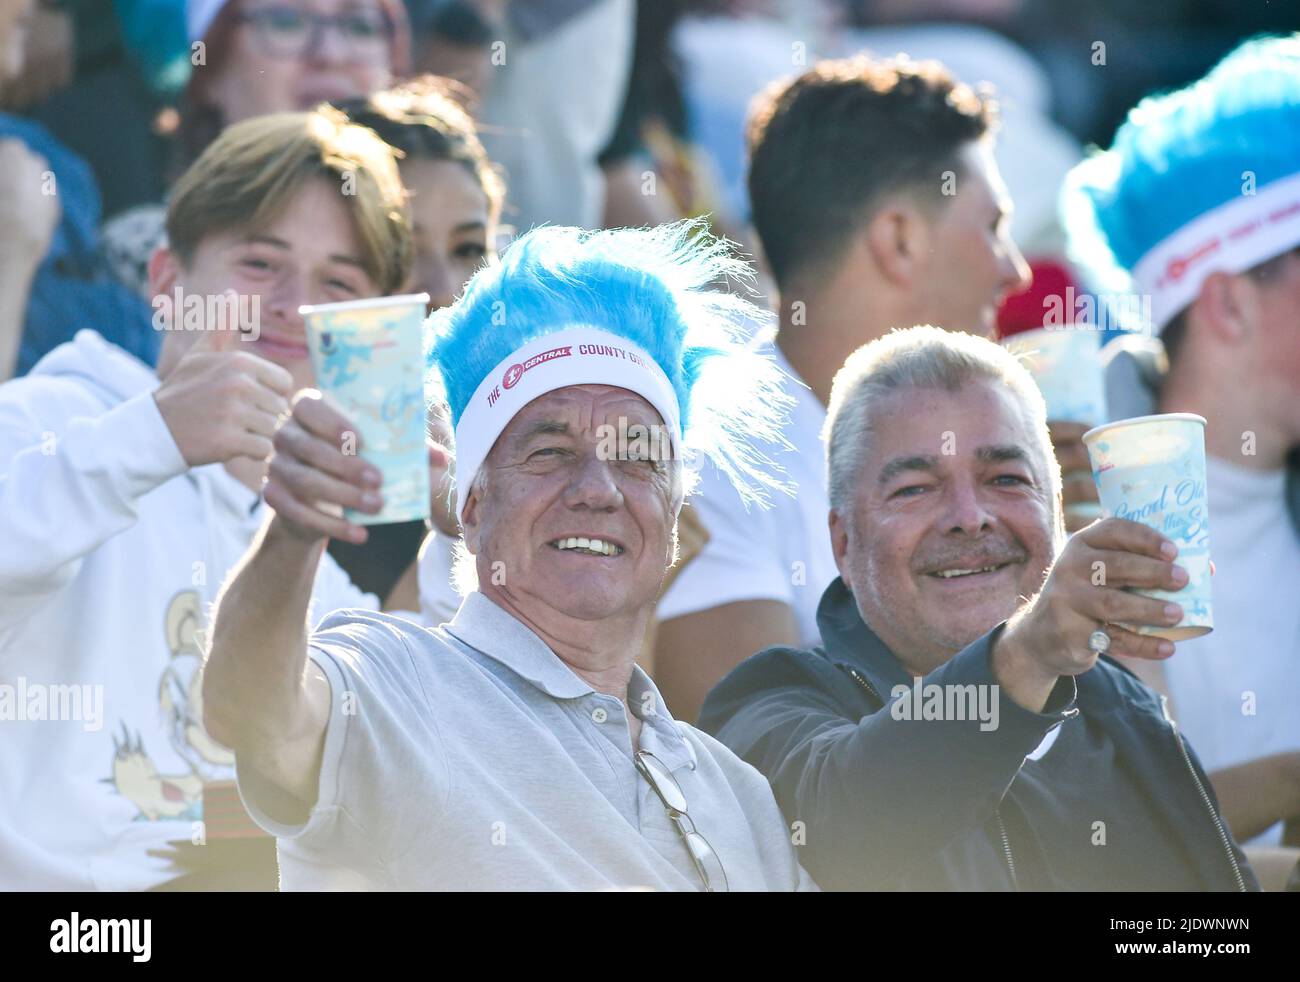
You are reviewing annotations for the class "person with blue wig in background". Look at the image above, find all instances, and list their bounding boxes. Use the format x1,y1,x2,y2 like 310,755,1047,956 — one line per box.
1063,34,1300,886
203,220,817,891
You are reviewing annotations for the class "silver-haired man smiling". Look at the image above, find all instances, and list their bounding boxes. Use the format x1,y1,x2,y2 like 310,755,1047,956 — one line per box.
700,325,1257,892
202,221,815,891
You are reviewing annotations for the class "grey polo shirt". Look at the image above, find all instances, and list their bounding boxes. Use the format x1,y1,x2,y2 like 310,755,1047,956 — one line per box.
239,592,816,891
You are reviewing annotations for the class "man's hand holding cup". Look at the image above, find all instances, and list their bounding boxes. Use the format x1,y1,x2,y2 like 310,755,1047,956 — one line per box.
993,517,1188,711
263,391,383,545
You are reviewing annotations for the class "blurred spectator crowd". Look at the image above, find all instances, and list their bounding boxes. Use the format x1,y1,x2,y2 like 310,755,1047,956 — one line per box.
0,0,1297,893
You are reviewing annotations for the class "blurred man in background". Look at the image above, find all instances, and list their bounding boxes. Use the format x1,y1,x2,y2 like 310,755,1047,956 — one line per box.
473,0,635,231
1066,34,1300,887
654,55,1036,721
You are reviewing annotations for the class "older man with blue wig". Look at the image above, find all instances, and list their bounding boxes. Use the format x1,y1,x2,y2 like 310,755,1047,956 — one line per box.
202,220,814,891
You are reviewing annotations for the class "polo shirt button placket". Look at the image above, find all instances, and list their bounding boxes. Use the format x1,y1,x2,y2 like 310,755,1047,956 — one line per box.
591,707,608,724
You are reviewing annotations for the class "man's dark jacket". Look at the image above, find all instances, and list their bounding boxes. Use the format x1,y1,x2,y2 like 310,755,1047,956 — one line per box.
699,578,1259,892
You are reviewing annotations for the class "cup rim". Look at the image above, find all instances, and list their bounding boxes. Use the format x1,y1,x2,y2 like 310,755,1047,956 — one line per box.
1082,412,1207,445
298,293,431,318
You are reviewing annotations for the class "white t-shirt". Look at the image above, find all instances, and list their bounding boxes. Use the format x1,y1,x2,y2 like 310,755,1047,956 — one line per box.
658,345,838,647
1163,456,1300,842
479,0,633,232
0,331,377,890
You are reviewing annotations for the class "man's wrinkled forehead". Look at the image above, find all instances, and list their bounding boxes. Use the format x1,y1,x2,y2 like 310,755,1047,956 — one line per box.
864,381,1047,477
500,384,666,445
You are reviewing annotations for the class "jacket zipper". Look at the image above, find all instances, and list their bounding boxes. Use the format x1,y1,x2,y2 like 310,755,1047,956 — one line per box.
841,664,1021,889
841,664,880,703
1159,696,1246,892
994,811,1019,891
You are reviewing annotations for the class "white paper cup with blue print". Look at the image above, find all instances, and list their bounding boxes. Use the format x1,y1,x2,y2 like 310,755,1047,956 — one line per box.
300,294,431,525
1083,413,1213,641
1005,328,1108,524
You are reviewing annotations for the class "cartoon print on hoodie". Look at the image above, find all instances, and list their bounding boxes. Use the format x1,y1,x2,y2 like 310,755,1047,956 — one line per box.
103,590,234,821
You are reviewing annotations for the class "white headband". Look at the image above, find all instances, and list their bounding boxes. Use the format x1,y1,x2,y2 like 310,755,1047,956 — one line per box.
452,326,683,523
1131,171,1300,333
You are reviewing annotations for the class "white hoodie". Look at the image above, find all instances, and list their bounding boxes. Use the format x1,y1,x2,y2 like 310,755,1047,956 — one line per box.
0,330,377,890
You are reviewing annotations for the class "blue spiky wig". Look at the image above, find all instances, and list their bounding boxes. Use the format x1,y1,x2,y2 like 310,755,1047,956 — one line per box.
425,220,791,520
1062,34,1300,333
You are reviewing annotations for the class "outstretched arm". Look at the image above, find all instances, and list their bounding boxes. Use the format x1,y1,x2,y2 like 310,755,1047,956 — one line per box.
203,391,382,814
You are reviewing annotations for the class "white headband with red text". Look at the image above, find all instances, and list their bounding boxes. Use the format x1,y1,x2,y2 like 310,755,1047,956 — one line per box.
453,326,683,523
1131,171,1300,333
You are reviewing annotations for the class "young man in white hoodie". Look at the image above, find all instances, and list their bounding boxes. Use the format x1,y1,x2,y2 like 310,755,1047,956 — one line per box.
0,107,412,890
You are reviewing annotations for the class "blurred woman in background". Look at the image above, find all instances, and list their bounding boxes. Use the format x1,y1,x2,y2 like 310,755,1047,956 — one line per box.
327,75,505,609
103,0,411,298
178,0,410,165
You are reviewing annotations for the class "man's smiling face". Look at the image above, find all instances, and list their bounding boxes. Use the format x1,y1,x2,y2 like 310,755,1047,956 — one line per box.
462,384,681,624
831,380,1060,667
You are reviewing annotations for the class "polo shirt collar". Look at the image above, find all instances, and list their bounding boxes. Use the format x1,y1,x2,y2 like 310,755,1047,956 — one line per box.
444,596,697,764
628,664,697,772
446,593,698,770
445,591,594,700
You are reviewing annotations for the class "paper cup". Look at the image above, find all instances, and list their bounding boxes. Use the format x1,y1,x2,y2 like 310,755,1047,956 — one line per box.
1004,328,1108,427
1005,328,1108,525
1083,413,1213,640
300,294,431,525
